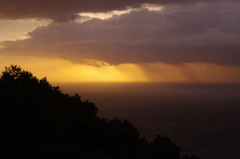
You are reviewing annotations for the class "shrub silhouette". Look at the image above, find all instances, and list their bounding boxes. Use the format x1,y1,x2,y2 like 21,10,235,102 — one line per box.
0,65,199,159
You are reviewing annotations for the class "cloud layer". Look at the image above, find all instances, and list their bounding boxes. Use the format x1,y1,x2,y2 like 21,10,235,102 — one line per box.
0,0,238,20
1,1,240,66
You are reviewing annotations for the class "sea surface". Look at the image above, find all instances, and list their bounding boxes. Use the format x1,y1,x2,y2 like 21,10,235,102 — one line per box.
58,82,240,159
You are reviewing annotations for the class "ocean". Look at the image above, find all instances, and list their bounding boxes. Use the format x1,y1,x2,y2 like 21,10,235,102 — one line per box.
58,83,240,159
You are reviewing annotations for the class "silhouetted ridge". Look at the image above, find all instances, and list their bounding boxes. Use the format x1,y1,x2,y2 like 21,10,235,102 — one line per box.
0,65,199,159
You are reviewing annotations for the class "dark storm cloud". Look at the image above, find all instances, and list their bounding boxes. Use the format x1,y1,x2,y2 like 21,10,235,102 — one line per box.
1,1,240,66
0,0,238,20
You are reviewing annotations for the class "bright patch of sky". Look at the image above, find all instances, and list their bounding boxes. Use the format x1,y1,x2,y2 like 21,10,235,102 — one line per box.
0,46,6,49
0,19,49,42
142,4,163,11
78,4,162,20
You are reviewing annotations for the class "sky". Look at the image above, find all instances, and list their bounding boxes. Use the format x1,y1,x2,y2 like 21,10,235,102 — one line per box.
1,0,240,83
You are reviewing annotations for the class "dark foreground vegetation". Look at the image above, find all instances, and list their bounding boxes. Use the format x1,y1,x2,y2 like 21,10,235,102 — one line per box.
0,65,199,159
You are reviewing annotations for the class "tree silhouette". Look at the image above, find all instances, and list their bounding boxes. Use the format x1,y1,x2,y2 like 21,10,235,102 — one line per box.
0,65,199,159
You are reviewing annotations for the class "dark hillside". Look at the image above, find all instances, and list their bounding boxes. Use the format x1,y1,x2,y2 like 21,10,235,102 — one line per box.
0,65,198,159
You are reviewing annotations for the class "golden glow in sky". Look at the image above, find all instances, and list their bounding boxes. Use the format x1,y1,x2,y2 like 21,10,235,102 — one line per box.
0,46,6,49
1,55,240,83
0,56,149,82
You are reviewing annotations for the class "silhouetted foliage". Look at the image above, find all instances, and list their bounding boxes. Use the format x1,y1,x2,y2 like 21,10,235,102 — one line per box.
182,154,200,159
0,65,199,159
